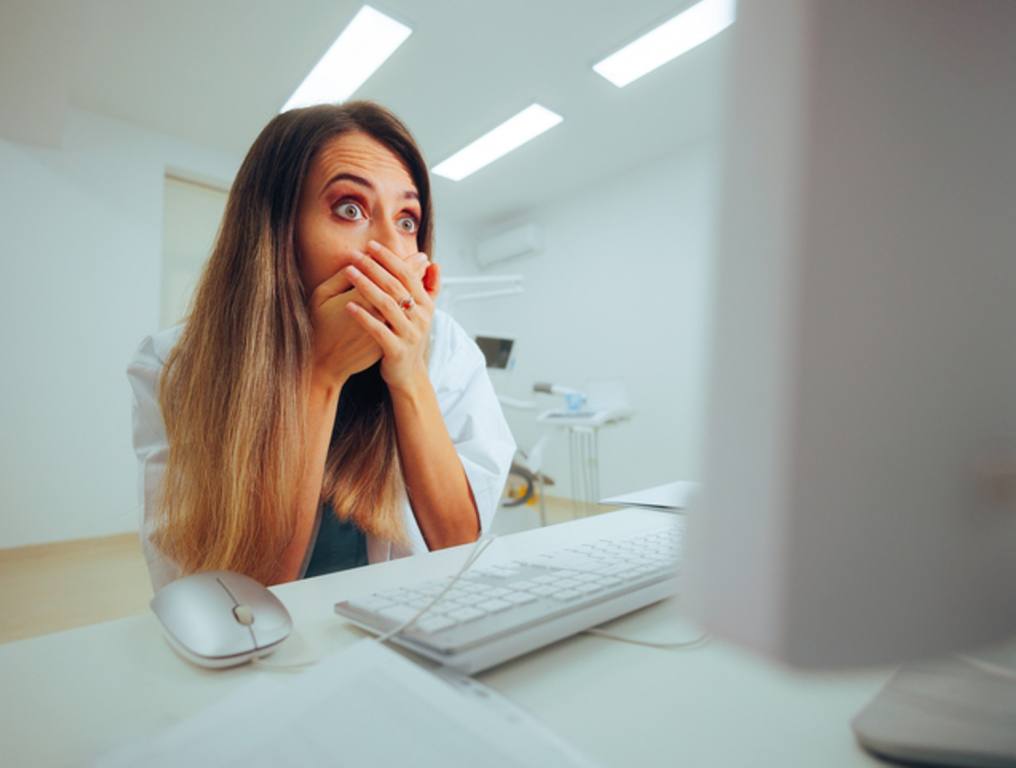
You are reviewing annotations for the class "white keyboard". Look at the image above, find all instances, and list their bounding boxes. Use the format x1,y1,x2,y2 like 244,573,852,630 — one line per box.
335,514,682,673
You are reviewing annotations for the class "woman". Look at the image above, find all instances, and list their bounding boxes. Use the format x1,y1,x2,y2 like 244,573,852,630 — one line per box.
128,101,515,591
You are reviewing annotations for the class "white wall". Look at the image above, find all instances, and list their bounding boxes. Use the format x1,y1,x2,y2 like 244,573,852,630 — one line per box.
0,109,241,547
0,106,714,545
429,217,476,278
450,141,719,500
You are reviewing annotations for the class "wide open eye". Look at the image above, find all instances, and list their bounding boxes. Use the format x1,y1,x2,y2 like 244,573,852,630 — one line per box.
396,215,419,234
333,200,365,221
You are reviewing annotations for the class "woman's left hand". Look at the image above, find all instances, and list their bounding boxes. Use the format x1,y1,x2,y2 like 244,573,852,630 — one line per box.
343,239,441,393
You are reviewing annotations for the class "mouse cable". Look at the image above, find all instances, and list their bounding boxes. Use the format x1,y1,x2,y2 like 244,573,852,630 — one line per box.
250,629,322,672
955,654,1016,683
375,534,498,646
251,535,498,671
251,657,317,672
582,627,711,650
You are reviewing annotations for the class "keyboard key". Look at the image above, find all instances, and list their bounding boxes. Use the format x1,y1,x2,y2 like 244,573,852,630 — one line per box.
490,565,522,577
478,565,521,579
378,605,421,624
476,599,513,613
594,565,630,576
553,556,603,572
634,564,664,575
511,580,539,591
440,594,477,608
346,596,395,613
415,584,446,597
378,588,418,602
530,585,558,597
505,592,538,605
551,589,581,601
446,607,486,623
416,615,457,633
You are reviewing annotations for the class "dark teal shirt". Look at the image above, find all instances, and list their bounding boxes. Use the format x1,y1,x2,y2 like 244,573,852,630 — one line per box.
302,503,368,578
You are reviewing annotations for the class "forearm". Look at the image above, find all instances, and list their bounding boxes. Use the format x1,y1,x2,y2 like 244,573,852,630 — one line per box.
274,375,343,583
390,370,480,550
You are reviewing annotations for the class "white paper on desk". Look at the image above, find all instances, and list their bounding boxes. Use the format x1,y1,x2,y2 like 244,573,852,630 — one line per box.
599,480,699,510
94,639,597,768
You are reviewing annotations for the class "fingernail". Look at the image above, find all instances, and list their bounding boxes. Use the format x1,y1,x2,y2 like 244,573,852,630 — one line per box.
415,253,428,266
367,240,380,250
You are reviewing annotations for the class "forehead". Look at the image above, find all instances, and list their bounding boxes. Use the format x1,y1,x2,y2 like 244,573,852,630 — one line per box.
309,131,416,193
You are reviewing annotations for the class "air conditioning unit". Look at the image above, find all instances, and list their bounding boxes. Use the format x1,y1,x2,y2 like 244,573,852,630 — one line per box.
475,223,542,267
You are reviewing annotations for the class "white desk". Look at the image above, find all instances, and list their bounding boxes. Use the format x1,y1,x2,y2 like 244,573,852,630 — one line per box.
0,510,889,767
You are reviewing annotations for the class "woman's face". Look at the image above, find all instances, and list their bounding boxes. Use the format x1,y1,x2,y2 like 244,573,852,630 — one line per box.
296,131,423,295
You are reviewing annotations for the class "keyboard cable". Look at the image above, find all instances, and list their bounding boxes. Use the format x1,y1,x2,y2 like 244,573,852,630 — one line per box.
375,534,498,645
583,627,710,650
252,534,498,673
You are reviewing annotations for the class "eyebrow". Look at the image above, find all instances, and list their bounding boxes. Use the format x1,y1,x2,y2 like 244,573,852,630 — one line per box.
321,172,419,202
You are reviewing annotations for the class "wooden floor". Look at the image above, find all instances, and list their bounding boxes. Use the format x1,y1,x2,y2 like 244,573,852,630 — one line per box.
0,533,154,645
0,496,612,646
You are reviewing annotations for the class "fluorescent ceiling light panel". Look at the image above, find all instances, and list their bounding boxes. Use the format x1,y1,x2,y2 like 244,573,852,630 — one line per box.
282,5,411,111
432,104,563,182
593,0,736,87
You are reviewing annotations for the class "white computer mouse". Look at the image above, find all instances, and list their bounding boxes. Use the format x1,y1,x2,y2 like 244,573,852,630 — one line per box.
150,570,293,669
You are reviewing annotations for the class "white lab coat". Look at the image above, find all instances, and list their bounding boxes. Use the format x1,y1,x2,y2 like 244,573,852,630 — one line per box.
127,308,516,592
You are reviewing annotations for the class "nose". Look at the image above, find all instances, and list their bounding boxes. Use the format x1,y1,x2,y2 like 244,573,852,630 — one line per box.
368,216,410,259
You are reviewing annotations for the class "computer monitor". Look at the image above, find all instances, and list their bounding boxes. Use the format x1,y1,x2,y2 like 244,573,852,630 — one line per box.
475,336,515,371
686,0,1016,672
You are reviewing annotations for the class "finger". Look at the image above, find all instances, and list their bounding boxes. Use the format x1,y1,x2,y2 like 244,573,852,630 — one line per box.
309,266,354,307
346,301,398,355
345,266,415,336
423,262,440,298
359,246,430,313
412,253,429,284
365,241,429,302
349,250,422,305
350,289,385,322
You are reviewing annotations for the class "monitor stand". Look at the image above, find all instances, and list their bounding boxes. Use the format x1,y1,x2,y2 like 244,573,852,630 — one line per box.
852,642,1016,767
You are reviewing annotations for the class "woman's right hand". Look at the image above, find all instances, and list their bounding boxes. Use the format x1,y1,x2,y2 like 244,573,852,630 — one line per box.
307,267,384,390
308,252,431,390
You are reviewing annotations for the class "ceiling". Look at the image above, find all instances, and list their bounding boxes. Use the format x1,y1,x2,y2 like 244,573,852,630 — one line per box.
1,0,730,229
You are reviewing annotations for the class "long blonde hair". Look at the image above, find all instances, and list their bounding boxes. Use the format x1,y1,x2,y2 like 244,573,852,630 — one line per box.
154,102,434,584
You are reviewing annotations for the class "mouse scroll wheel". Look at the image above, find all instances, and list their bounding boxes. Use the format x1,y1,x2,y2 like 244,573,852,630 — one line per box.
232,604,255,626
